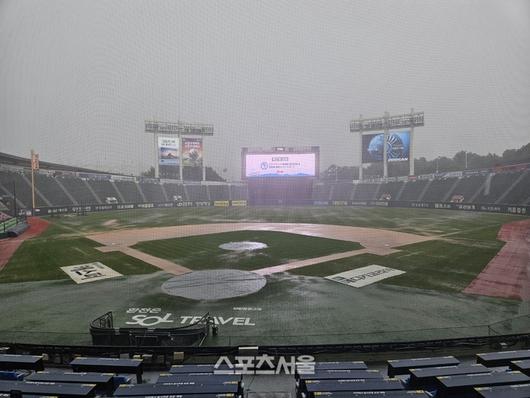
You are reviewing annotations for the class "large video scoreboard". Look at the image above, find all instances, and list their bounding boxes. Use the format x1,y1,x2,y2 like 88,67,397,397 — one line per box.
242,147,319,179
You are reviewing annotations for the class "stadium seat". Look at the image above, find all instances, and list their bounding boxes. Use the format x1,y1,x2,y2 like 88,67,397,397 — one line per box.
477,350,530,367
0,355,44,372
70,357,143,384
387,356,459,378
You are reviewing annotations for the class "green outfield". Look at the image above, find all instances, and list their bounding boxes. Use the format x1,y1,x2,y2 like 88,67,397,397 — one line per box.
290,239,503,292
1,206,528,346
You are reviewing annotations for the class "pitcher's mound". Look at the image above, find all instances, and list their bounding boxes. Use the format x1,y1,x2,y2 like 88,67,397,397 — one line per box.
161,269,267,300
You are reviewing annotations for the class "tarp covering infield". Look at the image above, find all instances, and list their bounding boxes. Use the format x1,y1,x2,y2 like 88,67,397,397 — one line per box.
0,269,528,347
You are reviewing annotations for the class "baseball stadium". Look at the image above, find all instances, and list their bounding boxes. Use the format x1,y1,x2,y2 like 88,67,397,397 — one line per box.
1,1,530,397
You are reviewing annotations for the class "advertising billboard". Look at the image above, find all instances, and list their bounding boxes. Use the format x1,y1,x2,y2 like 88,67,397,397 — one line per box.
245,153,316,178
361,130,410,163
158,137,179,165
182,138,203,167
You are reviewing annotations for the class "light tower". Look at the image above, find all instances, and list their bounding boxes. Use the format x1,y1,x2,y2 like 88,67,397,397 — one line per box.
145,120,214,181
350,109,424,180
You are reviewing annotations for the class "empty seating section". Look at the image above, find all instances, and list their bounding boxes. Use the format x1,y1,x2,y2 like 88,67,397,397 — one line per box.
0,171,33,208
186,185,209,201
208,185,230,201
312,184,330,201
88,180,118,203
332,183,353,201
296,350,530,397
378,181,403,200
2,350,530,396
399,180,428,201
1,168,529,208
59,176,97,205
113,181,142,203
451,175,486,202
422,178,456,202
502,171,530,204
230,185,248,201
475,172,522,203
139,182,165,203
34,174,74,206
163,183,187,201
352,183,379,201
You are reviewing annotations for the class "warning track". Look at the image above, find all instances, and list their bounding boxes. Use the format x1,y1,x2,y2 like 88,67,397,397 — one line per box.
464,219,530,300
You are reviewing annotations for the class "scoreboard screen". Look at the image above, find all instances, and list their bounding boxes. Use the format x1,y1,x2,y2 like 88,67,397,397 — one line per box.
244,153,317,178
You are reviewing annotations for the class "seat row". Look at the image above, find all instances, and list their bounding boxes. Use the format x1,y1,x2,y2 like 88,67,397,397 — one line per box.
3,348,530,397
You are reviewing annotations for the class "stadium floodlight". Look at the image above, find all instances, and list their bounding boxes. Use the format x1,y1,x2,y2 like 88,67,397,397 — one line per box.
144,120,214,180
145,120,214,136
350,109,424,180
350,111,424,133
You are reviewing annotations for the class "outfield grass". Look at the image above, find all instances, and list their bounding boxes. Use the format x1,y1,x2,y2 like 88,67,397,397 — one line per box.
0,236,157,283
289,239,505,292
133,230,363,271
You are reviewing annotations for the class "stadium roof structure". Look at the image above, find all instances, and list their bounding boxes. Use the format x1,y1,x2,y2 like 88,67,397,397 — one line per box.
0,152,113,175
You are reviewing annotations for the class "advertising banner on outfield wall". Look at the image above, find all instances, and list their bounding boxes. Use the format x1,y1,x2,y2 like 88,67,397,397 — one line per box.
182,138,203,167
33,200,527,216
158,137,179,165
362,130,410,163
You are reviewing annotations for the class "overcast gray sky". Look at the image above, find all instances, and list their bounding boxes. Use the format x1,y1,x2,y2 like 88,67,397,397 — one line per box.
1,0,529,180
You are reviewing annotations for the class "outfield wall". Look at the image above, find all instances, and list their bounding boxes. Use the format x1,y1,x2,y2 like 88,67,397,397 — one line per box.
315,200,530,216
31,199,529,216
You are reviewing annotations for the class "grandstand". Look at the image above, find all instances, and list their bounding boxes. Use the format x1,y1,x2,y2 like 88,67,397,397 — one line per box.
2,155,530,213
397,179,428,202
352,182,380,201
185,184,209,202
